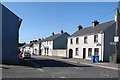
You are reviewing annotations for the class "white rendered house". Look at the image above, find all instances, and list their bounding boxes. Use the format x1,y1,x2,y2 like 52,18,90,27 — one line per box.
67,9,120,62
41,30,70,56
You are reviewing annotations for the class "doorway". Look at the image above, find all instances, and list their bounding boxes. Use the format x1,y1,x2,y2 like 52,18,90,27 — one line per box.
83,48,86,59
69,49,73,58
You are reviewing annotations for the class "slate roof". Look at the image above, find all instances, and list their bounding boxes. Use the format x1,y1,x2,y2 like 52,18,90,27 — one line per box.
70,20,115,37
44,32,70,41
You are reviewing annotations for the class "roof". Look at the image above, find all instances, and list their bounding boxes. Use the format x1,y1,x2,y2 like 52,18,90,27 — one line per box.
44,32,70,41
70,20,115,37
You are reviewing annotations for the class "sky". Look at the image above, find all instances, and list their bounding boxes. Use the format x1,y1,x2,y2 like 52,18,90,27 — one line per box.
2,2,118,43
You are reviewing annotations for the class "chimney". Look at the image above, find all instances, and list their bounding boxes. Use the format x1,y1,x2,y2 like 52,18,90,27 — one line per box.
30,41,33,43
52,32,54,36
61,30,64,34
38,38,41,41
77,25,83,31
92,20,99,27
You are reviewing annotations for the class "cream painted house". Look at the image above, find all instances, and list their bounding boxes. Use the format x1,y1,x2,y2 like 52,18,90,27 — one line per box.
67,9,120,62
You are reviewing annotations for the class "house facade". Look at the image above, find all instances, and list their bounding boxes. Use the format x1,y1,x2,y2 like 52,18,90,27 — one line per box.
31,40,43,55
41,30,70,56
67,9,120,62
1,4,22,64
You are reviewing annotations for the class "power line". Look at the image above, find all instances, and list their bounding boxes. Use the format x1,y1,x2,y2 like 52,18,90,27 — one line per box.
97,8,116,20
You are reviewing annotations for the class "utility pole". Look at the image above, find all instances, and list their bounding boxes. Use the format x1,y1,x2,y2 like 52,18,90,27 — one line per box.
115,8,119,62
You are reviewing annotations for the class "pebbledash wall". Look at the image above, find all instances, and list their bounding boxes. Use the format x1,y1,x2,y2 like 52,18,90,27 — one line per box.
52,49,67,57
1,4,22,64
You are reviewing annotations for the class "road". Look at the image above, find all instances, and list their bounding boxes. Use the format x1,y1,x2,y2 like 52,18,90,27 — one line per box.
2,56,119,78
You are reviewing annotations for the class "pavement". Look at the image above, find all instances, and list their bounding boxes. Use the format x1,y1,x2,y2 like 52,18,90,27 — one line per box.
32,55,120,70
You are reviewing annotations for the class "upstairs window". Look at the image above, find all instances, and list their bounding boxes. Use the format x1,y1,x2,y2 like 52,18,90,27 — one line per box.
84,36,88,44
70,38,73,44
76,38,79,44
94,35,98,43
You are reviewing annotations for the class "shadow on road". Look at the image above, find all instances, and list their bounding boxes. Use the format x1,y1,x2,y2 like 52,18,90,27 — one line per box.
28,58,92,68
2,58,92,68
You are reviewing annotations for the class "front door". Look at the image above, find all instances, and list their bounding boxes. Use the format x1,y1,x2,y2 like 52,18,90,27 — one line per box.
83,48,86,59
69,49,73,58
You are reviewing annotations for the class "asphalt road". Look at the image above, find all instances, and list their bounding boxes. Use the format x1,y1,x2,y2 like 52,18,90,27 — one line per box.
2,56,119,78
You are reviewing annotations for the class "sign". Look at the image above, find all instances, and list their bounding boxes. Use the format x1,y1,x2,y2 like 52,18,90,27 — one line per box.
114,36,119,42
110,42,116,45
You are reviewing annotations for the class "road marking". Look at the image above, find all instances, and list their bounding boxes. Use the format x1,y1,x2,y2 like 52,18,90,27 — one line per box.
60,76,66,78
101,73,110,77
73,67,81,70
36,68,44,72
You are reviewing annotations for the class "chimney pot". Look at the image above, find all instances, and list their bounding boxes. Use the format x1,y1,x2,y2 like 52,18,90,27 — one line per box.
52,32,54,36
77,25,83,30
61,30,64,34
92,20,99,27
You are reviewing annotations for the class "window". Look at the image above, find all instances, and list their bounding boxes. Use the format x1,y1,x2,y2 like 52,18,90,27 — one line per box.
49,41,51,45
94,48,99,55
84,36,87,43
88,48,92,57
94,35,98,43
70,38,73,44
76,38,79,44
75,48,79,56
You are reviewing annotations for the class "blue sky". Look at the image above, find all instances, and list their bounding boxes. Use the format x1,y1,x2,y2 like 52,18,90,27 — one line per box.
3,2,118,43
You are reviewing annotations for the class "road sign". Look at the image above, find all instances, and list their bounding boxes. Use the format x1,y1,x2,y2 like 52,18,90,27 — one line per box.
110,42,116,45
114,36,119,42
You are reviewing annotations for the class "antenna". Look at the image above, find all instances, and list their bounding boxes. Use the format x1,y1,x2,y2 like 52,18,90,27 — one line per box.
60,24,64,30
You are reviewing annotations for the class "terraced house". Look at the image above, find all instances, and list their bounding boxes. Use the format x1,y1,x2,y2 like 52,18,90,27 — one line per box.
67,9,120,62
41,30,70,56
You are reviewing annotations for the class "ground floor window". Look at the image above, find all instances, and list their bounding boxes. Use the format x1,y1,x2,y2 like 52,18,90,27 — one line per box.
75,48,79,56
88,48,92,57
94,48,99,55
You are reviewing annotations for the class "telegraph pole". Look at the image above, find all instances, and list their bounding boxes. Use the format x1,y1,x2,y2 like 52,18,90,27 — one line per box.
115,8,119,62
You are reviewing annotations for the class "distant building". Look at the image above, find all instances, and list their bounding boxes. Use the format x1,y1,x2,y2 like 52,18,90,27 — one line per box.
41,30,70,56
1,4,22,64
31,39,43,55
67,9,120,62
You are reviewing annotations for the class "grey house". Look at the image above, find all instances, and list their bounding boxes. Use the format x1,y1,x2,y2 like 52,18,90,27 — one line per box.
41,30,70,56
1,4,22,64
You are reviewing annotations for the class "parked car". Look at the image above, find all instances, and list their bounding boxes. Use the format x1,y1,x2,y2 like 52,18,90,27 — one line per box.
22,52,31,59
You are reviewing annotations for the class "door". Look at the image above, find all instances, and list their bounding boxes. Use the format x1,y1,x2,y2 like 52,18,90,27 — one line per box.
69,49,73,58
83,48,86,59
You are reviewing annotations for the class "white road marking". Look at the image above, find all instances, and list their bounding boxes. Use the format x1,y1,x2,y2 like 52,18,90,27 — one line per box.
60,76,66,78
36,68,44,72
73,67,78,69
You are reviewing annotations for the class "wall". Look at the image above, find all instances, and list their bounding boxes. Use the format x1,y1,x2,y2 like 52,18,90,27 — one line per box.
67,33,104,61
52,49,67,57
0,4,2,64
54,33,69,49
2,5,21,64
104,23,116,61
